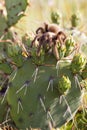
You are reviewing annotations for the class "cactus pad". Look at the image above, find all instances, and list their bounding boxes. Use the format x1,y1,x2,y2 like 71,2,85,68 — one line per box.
7,59,82,129
5,0,28,26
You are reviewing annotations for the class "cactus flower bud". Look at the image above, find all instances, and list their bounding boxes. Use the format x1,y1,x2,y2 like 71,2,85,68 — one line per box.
58,75,71,94
71,53,86,73
51,11,61,24
71,13,80,27
31,48,45,65
65,36,75,56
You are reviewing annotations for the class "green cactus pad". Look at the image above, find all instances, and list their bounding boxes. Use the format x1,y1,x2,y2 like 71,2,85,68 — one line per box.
0,62,12,74
0,12,8,37
0,96,7,122
7,59,82,129
5,0,28,26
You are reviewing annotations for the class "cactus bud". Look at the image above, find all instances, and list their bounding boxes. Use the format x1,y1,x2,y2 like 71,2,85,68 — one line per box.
71,53,86,73
7,44,22,57
51,11,61,24
65,36,75,56
57,42,66,59
58,75,71,94
31,48,45,65
71,13,80,27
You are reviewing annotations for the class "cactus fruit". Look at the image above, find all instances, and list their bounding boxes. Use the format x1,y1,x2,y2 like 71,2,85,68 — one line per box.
58,75,71,95
65,37,75,57
58,44,66,59
51,11,61,25
71,13,80,27
71,53,86,74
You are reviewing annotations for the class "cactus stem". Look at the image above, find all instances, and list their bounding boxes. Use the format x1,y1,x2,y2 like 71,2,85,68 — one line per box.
16,80,30,95
1,85,9,104
32,67,38,83
47,78,54,91
5,107,10,121
39,96,46,112
47,111,55,127
74,75,81,92
17,98,23,114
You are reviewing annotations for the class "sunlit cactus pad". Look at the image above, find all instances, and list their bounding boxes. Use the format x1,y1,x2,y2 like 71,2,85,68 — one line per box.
5,0,28,26
7,59,82,129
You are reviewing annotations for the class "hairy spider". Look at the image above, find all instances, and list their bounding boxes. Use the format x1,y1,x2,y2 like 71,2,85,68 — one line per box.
31,23,66,60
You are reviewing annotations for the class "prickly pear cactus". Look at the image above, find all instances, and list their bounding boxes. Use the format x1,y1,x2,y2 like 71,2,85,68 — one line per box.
0,96,7,122
0,11,8,37
71,13,80,27
51,11,61,25
0,3,87,129
5,0,29,26
71,53,86,74
6,56,83,129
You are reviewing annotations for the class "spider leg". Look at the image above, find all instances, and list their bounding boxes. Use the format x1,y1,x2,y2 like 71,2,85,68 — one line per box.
30,36,37,48
57,35,63,46
36,27,45,34
44,22,49,32
57,31,66,43
37,42,42,56
37,35,44,56
53,41,59,60
56,31,66,45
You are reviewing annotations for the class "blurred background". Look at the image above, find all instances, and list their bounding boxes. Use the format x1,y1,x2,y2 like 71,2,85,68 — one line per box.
0,0,87,36
14,0,87,34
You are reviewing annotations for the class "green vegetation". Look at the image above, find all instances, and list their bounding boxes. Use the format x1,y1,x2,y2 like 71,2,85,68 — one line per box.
0,0,87,130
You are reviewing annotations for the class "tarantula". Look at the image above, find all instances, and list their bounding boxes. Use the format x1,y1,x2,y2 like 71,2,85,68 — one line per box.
30,23,66,60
